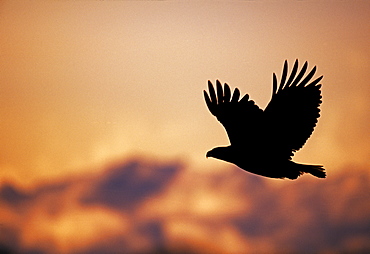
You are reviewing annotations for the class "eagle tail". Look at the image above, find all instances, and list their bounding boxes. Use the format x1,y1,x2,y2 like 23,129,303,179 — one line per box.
298,163,326,178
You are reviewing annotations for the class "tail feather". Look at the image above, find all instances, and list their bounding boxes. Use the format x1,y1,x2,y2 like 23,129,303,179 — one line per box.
300,164,326,178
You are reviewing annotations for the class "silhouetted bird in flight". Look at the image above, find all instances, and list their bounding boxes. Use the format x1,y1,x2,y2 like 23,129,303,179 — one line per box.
204,60,326,179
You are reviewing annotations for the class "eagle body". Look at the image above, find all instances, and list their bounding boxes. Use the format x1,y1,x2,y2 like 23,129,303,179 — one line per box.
204,60,325,179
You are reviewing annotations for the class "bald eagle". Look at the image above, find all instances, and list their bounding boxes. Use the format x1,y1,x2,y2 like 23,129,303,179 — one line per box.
204,60,326,179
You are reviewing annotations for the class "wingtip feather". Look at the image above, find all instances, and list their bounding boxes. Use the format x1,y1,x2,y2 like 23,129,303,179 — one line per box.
285,59,299,88
208,80,217,103
272,73,277,95
308,75,323,87
204,88,216,116
223,83,231,102
279,60,288,90
298,65,317,87
216,80,223,104
231,88,240,103
290,61,308,87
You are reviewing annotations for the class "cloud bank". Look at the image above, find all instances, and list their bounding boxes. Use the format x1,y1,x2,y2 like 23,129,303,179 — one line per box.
0,158,369,254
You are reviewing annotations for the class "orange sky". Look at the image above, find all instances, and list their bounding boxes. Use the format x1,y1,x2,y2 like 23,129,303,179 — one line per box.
0,2,370,253
0,1,369,186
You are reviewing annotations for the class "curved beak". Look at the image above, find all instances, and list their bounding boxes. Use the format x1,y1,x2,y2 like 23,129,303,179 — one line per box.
206,151,211,158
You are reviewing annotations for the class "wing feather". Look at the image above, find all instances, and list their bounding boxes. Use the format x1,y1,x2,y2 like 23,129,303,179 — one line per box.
298,66,316,87
285,59,299,88
203,90,215,116
224,83,231,102
204,80,263,146
307,76,323,87
264,60,323,159
231,88,240,103
272,73,278,95
208,80,217,104
216,80,224,104
290,61,308,87
278,60,288,92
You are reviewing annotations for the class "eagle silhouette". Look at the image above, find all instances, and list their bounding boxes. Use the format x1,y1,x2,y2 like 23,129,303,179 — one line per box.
204,60,326,179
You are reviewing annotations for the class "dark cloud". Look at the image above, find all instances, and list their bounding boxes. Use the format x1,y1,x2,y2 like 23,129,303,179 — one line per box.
0,224,21,254
0,183,33,206
80,160,182,210
227,167,370,253
0,159,369,254
0,179,74,207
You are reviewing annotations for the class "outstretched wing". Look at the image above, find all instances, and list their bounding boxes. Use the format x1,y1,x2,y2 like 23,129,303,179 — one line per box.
204,80,263,146
264,59,323,159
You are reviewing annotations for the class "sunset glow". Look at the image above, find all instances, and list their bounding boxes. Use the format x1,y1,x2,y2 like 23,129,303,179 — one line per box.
0,1,369,253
